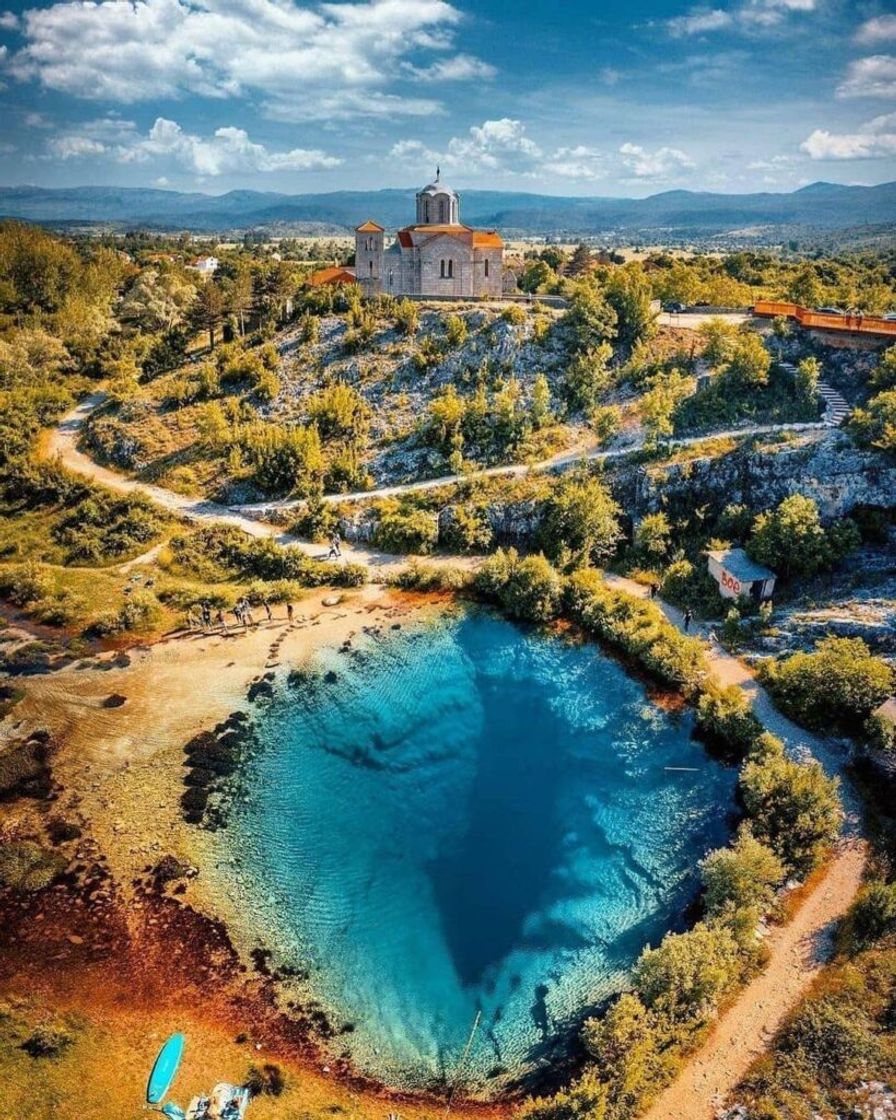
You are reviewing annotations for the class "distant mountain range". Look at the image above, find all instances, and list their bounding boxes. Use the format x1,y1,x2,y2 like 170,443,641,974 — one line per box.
1,180,895,241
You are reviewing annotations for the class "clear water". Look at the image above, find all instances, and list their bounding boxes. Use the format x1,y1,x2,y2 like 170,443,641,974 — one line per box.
225,609,736,1092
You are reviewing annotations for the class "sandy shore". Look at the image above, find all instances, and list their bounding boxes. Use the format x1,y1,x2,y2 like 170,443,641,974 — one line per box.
1,585,501,1120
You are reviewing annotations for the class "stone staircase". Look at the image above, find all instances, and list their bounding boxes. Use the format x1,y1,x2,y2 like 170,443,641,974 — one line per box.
779,363,850,427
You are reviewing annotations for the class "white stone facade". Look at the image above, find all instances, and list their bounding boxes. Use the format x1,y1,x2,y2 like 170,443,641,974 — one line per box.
355,175,504,299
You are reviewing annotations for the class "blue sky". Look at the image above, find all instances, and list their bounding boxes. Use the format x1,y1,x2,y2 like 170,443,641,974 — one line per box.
0,0,895,196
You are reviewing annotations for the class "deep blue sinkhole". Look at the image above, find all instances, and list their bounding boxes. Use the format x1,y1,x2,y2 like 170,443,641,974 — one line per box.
227,609,736,1090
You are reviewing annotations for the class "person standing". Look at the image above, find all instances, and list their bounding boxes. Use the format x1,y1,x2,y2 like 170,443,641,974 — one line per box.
262,598,272,622
287,602,294,624
683,608,693,633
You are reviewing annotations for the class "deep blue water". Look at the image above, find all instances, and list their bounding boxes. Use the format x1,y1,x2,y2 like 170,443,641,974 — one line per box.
226,609,736,1091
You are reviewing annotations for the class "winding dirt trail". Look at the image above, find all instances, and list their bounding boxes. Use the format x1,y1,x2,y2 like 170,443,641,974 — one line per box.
40,397,868,1118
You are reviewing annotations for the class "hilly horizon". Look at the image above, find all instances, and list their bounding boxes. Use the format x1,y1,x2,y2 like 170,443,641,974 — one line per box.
2,179,895,241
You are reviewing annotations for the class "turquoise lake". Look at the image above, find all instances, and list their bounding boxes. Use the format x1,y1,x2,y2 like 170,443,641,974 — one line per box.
227,609,737,1092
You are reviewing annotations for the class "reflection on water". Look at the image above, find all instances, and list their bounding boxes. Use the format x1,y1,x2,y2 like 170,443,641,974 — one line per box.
225,610,736,1092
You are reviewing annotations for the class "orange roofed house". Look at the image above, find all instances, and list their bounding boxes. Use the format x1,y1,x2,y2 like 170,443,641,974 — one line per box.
354,172,505,298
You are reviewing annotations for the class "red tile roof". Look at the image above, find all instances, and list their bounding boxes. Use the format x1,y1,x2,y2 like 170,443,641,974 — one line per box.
355,220,385,232
309,266,356,287
472,230,503,248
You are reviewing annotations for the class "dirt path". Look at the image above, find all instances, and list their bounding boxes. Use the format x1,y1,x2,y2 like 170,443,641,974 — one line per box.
606,574,867,1120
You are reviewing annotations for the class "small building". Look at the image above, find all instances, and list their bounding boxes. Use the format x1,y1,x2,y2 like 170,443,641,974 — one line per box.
187,256,219,276
707,548,776,602
309,265,357,288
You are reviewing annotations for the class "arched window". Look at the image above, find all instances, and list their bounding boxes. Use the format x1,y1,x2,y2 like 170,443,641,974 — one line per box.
369,260,374,276
484,259,489,278
447,259,454,279
439,199,447,222
440,259,446,278
424,201,430,222
388,270,393,288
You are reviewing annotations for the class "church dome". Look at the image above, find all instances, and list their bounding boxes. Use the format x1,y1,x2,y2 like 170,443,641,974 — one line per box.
416,171,460,225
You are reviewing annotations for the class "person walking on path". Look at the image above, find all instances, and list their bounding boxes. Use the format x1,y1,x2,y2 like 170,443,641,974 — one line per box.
649,582,659,600
328,532,342,560
287,602,294,625
683,607,693,633
216,608,228,633
262,598,272,622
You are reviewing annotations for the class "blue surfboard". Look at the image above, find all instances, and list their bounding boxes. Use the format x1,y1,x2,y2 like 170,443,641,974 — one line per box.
147,1033,185,1104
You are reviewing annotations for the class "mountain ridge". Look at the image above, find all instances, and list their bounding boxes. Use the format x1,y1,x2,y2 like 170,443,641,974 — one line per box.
1,180,895,238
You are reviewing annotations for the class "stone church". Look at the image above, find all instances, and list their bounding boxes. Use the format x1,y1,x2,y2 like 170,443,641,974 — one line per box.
354,173,504,299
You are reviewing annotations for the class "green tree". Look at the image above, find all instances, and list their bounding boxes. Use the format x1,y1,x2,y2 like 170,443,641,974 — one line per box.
193,279,226,349
701,826,785,917
605,266,656,350
788,266,824,308
634,512,672,559
634,922,742,1023
723,332,771,389
582,993,659,1115
565,284,617,352
518,259,555,294
740,741,842,873
538,471,622,567
531,372,552,430
761,636,893,735
567,243,593,277
639,369,693,449
850,388,896,454
795,356,821,404
870,345,896,391
748,494,830,579
563,342,614,412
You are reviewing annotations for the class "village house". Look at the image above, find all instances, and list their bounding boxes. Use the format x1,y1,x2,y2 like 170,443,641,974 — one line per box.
187,256,219,277
707,548,776,602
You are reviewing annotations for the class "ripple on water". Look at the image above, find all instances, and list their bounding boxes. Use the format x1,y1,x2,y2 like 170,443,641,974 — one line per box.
225,609,737,1092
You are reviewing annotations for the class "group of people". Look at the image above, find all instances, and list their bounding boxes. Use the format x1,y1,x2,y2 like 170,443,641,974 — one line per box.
186,597,296,635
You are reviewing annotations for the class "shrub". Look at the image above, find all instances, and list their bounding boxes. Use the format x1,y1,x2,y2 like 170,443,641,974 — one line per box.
845,881,896,948
776,999,881,1083
443,313,468,348
0,561,53,607
373,502,439,555
500,554,563,622
759,636,893,737
695,683,764,756
475,548,562,622
52,492,163,563
701,826,785,917
501,303,527,325
440,503,494,554
634,921,742,1023
391,562,471,593
517,1071,608,1120
306,383,370,443
582,994,661,1115
748,495,858,580
118,589,162,632
740,740,841,874
394,298,419,337
537,471,622,569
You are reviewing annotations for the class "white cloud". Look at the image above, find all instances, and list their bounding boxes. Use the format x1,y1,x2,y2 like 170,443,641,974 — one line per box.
46,115,342,175
0,10,18,29
23,110,51,128
665,0,814,35
837,55,896,98
390,118,543,177
855,15,896,45
619,141,695,178
801,112,896,159
407,54,496,82
543,146,607,181
666,8,732,36
9,0,490,119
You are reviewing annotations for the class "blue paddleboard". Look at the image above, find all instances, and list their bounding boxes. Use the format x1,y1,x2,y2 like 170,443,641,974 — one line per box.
147,1033,185,1104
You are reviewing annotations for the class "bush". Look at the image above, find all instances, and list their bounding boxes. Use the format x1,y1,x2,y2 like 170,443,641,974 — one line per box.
537,471,622,569
634,921,742,1023
740,739,842,874
695,683,764,755
0,839,66,891
52,492,163,563
0,561,53,607
373,502,439,554
845,881,896,948
776,999,882,1083
701,826,785,917
582,994,661,1115
439,503,494,554
564,570,709,698
517,1072,609,1120
748,495,858,580
760,636,893,737
500,554,563,621
391,562,471,593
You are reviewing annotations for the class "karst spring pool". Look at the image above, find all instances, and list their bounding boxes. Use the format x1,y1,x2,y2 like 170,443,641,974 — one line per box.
225,609,737,1092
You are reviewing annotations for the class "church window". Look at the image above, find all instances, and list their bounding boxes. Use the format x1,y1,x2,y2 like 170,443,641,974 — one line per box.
440,259,446,278
448,259,454,279
439,199,447,222
484,259,489,278
424,201,430,222
369,260,374,276
388,270,393,287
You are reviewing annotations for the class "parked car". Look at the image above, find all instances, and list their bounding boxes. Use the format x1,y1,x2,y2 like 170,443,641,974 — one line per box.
662,301,686,313
815,306,845,316
883,312,896,321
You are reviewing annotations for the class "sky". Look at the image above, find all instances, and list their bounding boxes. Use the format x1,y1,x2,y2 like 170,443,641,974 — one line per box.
0,0,895,197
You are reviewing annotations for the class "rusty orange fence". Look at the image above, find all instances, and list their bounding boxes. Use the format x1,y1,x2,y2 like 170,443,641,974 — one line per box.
753,300,896,339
